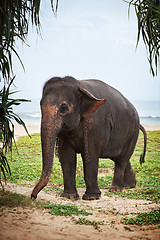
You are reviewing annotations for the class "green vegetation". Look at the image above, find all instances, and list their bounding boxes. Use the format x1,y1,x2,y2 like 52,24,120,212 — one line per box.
44,204,92,216
0,0,58,81
5,133,63,185
0,79,30,184
122,208,160,225
127,0,160,76
123,226,134,232
0,190,90,218
0,190,40,208
71,217,105,231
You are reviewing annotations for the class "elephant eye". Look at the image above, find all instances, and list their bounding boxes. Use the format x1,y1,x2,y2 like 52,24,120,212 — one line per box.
59,103,69,114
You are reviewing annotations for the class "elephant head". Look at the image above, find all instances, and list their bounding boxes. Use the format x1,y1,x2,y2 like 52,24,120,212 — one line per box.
31,77,106,199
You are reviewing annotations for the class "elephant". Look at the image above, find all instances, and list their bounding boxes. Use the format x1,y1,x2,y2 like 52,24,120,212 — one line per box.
31,76,147,200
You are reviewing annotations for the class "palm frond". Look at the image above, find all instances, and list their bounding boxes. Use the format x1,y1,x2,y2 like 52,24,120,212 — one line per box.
125,0,160,76
0,0,58,82
0,78,31,184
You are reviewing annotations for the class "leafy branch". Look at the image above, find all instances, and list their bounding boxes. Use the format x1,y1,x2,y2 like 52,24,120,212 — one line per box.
126,0,160,76
0,77,30,185
0,0,59,82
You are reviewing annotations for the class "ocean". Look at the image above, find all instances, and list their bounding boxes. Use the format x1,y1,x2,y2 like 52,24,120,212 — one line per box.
14,99,160,126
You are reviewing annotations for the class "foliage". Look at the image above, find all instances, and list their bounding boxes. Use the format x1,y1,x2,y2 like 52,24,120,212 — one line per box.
124,226,134,231
0,153,11,187
126,0,160,76
0,79,30,183
71,217,105,231
0,190,91,216
0,0,58,82
122,208,160,225
0,0,39,81
44,204,92,216
0,190,35,208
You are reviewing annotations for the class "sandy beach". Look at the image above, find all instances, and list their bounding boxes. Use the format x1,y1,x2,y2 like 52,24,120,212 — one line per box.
14,123,160,138
14,124,41,138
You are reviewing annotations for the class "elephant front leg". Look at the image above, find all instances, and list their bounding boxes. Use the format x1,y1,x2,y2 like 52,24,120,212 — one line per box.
82,154,101,200
59,146,79,200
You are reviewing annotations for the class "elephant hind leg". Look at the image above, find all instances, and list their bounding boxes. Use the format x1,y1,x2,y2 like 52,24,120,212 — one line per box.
109,159,126,192
109,129,138,192
109,149,136,192
109,160,136,192
109,155,137,192
123,161,136,188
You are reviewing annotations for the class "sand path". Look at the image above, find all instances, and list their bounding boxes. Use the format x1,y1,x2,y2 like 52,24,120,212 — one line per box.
0,183,160,240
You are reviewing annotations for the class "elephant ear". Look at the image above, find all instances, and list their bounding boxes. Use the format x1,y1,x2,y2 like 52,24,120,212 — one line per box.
79,84,106,117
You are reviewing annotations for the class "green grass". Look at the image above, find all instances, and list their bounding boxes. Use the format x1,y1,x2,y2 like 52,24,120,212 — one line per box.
5,133,63,185
122,208,160,226
0,190,41,208
3,130,160,204
0,190,92,219
44,204,92,216
71,217,105,231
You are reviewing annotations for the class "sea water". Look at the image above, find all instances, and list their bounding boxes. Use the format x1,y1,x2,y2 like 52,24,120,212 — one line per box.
14,99,41,124
14,99,160,126
133,100,160,126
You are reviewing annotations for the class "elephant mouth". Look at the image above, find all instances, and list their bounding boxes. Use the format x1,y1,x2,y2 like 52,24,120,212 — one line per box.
60,117,83,137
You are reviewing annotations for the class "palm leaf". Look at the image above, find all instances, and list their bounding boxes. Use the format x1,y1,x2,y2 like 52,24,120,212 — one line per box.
0,78,31,184
125,0,160,76
0,0,59,81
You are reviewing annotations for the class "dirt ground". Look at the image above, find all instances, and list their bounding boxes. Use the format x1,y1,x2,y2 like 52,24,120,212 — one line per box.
0,182,160,240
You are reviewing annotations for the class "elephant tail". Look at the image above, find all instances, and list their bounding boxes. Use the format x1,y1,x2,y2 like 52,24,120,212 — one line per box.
139,124,147,164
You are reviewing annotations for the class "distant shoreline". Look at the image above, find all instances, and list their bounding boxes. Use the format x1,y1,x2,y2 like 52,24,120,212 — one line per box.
14,123,160,138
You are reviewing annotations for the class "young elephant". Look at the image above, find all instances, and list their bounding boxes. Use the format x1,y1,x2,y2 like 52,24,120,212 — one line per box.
31,76,147,200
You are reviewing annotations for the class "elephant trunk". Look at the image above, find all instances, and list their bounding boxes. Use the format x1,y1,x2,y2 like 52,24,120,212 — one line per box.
31,105,62,199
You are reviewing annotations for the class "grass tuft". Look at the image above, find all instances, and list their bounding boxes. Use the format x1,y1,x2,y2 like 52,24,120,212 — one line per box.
44,204,92,216
0,190,40,208
122,208,160,226
71,217,105,231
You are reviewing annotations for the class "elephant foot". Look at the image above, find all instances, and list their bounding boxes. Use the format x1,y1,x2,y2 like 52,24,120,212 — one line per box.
123,180,136,189
60,192,79,200
109,185,122,192
82,193,101,200
124,162,136,189
124,174,136,189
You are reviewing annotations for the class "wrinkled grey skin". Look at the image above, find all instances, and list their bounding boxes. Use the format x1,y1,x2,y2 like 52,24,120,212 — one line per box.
31,76,146,200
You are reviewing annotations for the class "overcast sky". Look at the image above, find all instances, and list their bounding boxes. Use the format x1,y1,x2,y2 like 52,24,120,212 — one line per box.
11,0,159,101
